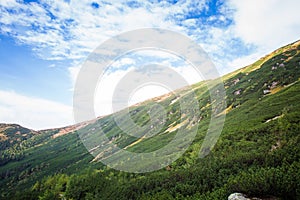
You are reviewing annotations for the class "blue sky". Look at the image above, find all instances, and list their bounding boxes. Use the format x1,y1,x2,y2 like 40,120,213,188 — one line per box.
0,0,299,129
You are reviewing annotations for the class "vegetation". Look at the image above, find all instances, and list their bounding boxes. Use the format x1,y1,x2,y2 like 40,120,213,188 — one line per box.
1,40,300,199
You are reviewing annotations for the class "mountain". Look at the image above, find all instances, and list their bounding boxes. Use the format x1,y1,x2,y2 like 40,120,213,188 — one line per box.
0,123,38,149
1,40,300,199
0,124,39,165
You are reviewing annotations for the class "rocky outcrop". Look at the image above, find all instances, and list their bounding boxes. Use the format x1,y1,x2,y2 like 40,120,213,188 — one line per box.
228,193,250,200
228,193,263,200
228,193,280,200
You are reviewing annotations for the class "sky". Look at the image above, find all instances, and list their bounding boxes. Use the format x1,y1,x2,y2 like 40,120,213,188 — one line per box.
0,0,299,130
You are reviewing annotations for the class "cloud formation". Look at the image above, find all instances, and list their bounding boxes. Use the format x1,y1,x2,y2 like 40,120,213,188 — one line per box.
0,90,73,130
1,0,299,70
0,0,208,61
230,0,300,50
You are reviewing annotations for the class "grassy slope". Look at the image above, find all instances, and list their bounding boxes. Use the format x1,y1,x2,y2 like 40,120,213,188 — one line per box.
0,40,300,199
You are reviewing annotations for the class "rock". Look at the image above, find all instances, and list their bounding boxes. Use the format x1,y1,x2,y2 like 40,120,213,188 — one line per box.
270,81,278,89
263,89,270,94
234,89,242,95
228,193,249,200
228,193,263,200
271,66,277,70
233,78,240,85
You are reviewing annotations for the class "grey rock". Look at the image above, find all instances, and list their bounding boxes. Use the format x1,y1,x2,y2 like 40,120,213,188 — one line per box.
228,193,249,200
228,193,263,200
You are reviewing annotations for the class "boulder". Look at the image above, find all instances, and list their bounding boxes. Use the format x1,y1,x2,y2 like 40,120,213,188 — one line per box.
228,193,249,200
228,193,263,200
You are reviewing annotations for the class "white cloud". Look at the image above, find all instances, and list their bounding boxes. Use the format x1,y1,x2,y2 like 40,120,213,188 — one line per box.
0,90,73,130
212,0,300,76
1,0,299,71
68,65,81,88
113,58,136,69
226,51,265,71
0,0,238,80
173,65,203,84
0,0,210,62
94,68,132,116
229,0,300,51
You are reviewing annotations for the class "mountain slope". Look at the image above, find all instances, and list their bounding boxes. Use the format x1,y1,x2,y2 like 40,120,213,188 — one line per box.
1,40,300,199
0,124,39,166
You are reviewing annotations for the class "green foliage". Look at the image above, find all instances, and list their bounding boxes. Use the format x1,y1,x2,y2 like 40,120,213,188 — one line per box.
226,162,300,199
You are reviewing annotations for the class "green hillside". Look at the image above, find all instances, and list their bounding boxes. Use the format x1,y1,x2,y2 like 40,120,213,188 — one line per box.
1,40,300,199
0,124,40,166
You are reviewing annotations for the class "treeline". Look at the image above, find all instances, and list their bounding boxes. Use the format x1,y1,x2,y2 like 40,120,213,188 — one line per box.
14,158,300,199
